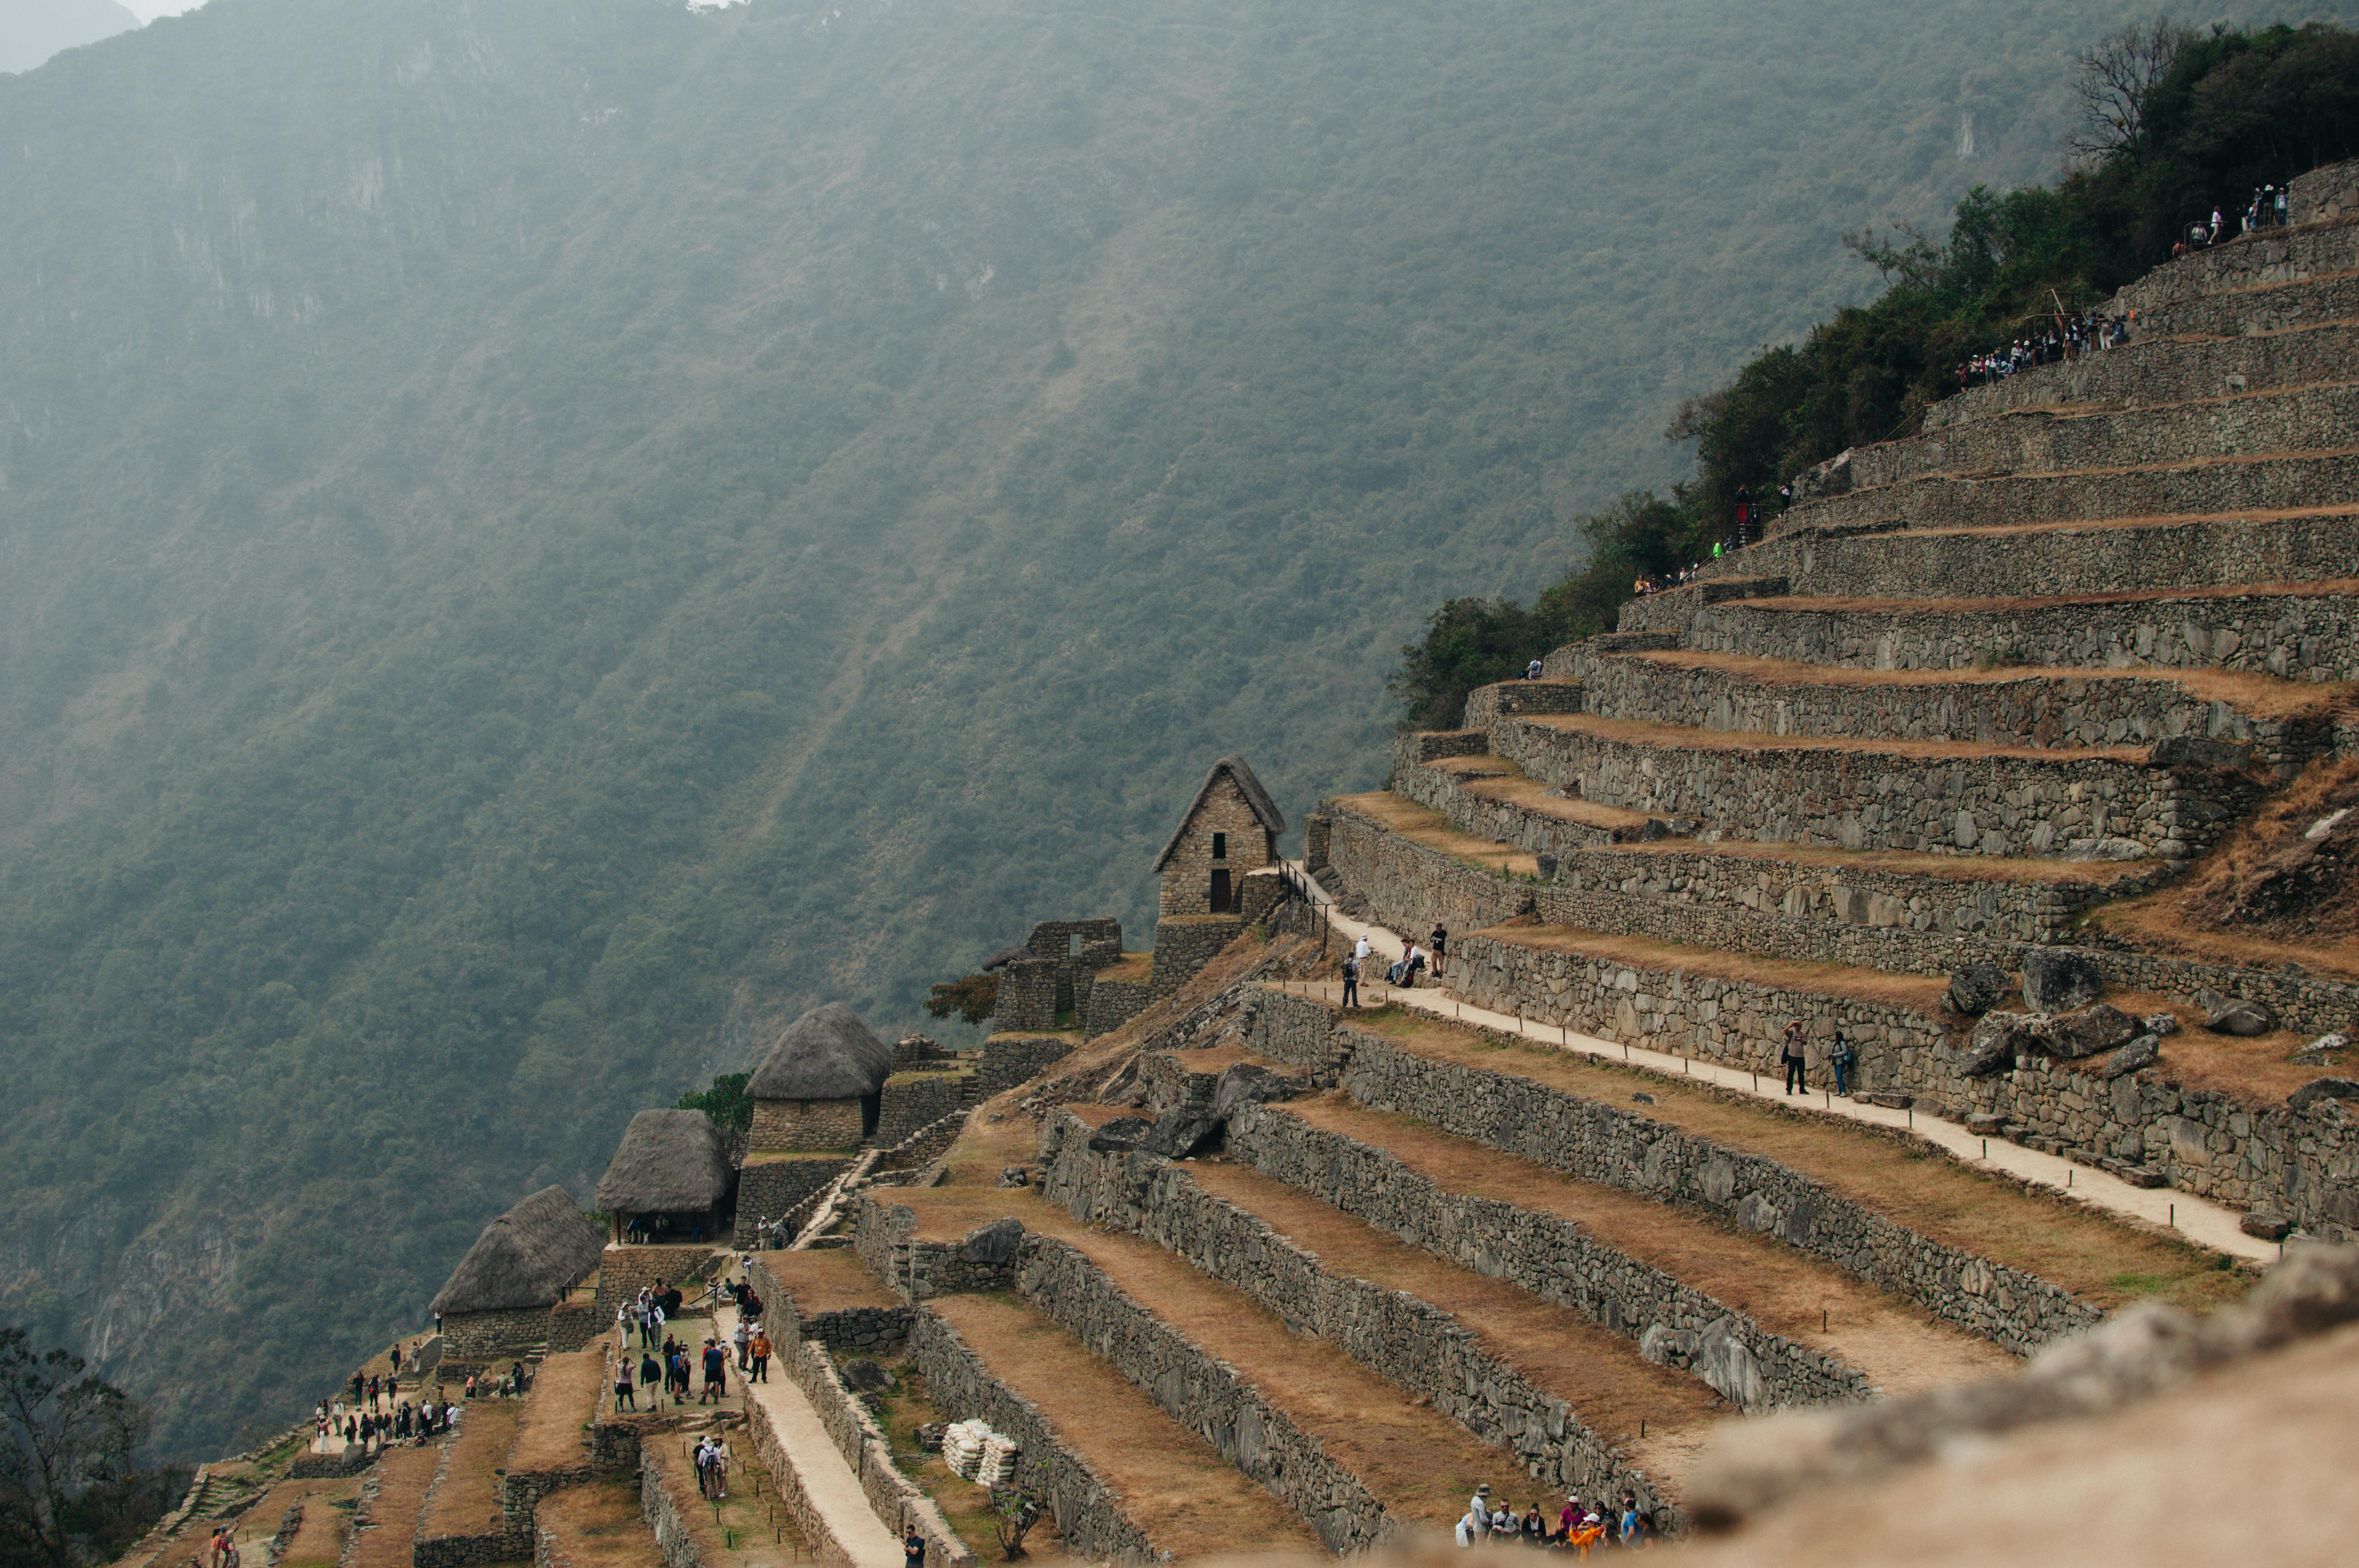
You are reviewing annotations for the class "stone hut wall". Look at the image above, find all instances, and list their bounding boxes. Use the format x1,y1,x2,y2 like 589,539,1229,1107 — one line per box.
592,1247,722,1320
1158,777,1277,916
440,1306,555,1360
751,1098,865,1151
877,1072,973,1147
735,1158,852,1245
1336,1025,2100,1354
995,959,1063,1032
905,1308,1160,1565
1081,977,1150,1039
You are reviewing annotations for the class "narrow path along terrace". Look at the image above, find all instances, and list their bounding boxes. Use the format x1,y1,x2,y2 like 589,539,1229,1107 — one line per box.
719,1301,905,1568
1288,861,2279,1265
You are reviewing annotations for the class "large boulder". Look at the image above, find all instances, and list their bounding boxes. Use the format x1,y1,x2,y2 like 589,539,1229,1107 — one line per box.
2198,988,2277,1037
2038,1004,2141,1060
1086,1115,1154,1153
2096,1034,2161,1081
2143,1013,2182,1038
2022,950,2104,1013
1959,1011,2035,1076
1946,965,2012,1016
2288,1078,2359,1113
1212,1063,1296,1120
2149,736,2254,771
958,1217,1026,1265
1142,1107,1221,1159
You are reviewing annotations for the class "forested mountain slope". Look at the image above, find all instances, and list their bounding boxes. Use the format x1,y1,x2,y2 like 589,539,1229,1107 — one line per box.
0,0,138,75
3,0,2331,1457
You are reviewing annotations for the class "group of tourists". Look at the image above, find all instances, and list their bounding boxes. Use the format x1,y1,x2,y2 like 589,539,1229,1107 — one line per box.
1456,1483,1654,1553
202,1524,244,1568
316,1387,460,1452
1953,313,2131,389
1781,1017,1857,1097
611,1268,779,1411
620,1280,689,1347
2179,186,2292,252
1337,924,1448,1007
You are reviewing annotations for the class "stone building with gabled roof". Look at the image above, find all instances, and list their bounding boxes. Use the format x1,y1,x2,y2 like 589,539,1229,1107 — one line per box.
1150,755,1286,916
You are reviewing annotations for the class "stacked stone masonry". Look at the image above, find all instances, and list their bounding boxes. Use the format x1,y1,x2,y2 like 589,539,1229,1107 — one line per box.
1562,652,2334,766
1218,1103,1870,1409
1332,1025,2100,1354
906,1308,1160,1564
1390,755,1617,855
1488,714,2260,861
1007,1231,1410,1553
1035,1122,1683,1530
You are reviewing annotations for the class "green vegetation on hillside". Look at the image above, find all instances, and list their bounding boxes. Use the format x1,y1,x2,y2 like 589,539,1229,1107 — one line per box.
5,0,2354,1460
1390,18,2359,729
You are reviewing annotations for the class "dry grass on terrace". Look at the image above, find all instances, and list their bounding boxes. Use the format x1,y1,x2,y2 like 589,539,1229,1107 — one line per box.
508,1346,606,1473
1337,789,2148,886
929,1293,1323,1557
1522,711,2150,764
1474,923,1953,1013
639,1442,799,1568
749,1245,904,1314
1355,1009,2248,1314
860,1349,1049,1564
417,1400,522,1543
1426,757,1657,830
206,1477,354,1568
1269,1095,2015,1394
934,1205,1539,1528
1180,1154,1725,1476
1627,649,2352,723
533,1478,666,1566
893,1114,1574,1522
1896,500,2359,537
1095,950,1154,984
1732,575,2359,617
340,1445,443,1568
1835,446,2359,492
274,1481,354,1568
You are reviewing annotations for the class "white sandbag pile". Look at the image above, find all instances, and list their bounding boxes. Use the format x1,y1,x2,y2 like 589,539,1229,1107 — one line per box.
942,1418,1020,1484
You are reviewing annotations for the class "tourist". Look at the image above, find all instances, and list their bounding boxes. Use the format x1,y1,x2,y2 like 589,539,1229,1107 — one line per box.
905,1527,928,1568
1521,1504,1546,1545
1429,922,1448,978
750,1328,773,1383
1354,933,1371,965
464,1372,478,1400
1488,1502,1516,1541
1619,1498,1648,1550
1340,953,1360,1009
700,1338,728,1404
1780,1020,1807,1095
649,1299,666,1345
349,1372,363,1406
694,1436,716,1498
709,1432,732,1497
1831,1036,1856,1097
1456,1504,1485,1547
1525,658,1543,681
743,1287,765,1325
732,1317,752,1372
1468,1484,1492,1528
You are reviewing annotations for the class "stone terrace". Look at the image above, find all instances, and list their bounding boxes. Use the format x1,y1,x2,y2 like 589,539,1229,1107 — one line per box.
1314,161,2359,1244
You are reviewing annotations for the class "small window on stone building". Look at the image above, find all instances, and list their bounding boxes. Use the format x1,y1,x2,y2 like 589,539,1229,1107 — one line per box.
1069,933,1082,957
1212,832,1227,860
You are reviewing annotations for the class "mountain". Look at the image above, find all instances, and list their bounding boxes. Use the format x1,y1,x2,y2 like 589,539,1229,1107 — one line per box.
0,0,138,74
6,0,2351,1459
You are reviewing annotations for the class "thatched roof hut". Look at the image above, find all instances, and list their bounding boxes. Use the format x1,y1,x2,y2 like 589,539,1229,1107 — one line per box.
429,1185,603,1318
593,1109,733,1215
747,1002,893,1102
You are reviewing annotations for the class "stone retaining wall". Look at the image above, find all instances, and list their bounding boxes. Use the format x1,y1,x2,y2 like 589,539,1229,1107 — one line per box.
2137,268,2359,338
905,1308,1160,1564
1683,588,2359,685
1083,976,1150,1039
977,1033,1078,1097
1149,917,1245,1000
1844,383,2359,492
441,1306,556,1360
1323,798,1537,929
736,1161,852,1246
1449,931,1952,1097
1219,1104,1870,1409
1738,512,2359,605
851,1200,1021,1301
1249,987,1346,1071
2292,158,2359,223
1392,755,1619,854
1568,652,2331,767
879,1073,974,1147
1463,679,1587,727
638,1448,718,1568
1335,1027,2098,1353
1785,450,2359,536
1007,1232,1410,1553
781,1341,974,1568
2112,208,2359,314
1921,314,2359,433
1490,713,2255,862
745,1255,912,1354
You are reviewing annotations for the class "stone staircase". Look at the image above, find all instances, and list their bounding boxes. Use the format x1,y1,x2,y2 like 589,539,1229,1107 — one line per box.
1311,158,2359,1241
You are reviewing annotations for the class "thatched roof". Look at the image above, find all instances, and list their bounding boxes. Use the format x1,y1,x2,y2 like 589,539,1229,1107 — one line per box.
747,1002,892,1101
429,1185,603,1317
1149,755,1287,872
978,946,1032,972
593,1109,733,1214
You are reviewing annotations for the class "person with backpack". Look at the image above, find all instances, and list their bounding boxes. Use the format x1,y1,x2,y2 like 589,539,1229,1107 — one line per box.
1429,922,1448,979
750,1328,772,1383
1780,1019,1808,1096
1830,1036,1856,1098
700,1338,727,1405
1340,953,1360,1009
